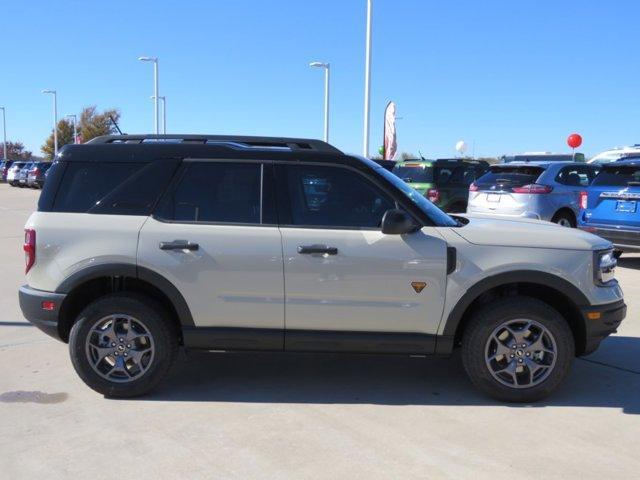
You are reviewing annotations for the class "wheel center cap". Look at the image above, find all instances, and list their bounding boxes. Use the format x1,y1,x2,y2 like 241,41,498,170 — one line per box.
117,344,126,352
516,349,524,357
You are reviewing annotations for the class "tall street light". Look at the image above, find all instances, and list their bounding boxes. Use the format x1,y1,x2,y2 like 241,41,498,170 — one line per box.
0,107,6,160
309,62,330,143
66,114,78,144
138,56,160,135
42,90,58,156
363,0,373,157
151,96,166,134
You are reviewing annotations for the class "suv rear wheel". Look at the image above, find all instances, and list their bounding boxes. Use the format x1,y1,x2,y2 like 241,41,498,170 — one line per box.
461,296,574,402
69,294,178,398
552,210,576,228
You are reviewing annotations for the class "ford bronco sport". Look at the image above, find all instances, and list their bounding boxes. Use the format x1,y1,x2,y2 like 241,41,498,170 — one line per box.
19,135,625,402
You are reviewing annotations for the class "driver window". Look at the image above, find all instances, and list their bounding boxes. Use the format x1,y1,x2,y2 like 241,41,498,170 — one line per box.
284,165,395,228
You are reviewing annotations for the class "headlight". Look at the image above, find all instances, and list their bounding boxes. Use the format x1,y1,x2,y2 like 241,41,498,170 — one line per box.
594,249,617,285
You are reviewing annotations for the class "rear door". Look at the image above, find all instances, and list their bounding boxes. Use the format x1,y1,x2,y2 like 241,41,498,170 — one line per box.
276,163,448,352
553,164,592,211
137,160,285,348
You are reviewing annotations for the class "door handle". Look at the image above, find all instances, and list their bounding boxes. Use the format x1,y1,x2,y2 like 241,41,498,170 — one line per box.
297,244,338,255
159,240,199,251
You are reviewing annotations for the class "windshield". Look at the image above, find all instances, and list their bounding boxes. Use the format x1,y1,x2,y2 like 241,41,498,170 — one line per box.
392,164,433,183
378,167,459,227
592,165,640,186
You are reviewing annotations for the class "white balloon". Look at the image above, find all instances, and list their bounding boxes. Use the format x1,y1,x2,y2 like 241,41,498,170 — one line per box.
455,140,467,153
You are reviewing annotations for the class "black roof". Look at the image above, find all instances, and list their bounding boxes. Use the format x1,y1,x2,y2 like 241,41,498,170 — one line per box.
54,134,380,168
87,134,342,153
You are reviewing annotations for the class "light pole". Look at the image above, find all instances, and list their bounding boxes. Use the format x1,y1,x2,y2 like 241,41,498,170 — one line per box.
363,0,373,157
66,114,78,144
138,56,159,134
42,90,58,156
151,96,166,134
309,62,330,143
0,107,6,160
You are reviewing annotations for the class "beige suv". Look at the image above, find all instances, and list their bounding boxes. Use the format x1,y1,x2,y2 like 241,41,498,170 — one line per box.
19,135,625,402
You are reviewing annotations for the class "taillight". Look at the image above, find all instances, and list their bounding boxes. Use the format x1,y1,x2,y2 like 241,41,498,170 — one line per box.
469,182,478,192
24,229,36,274
579,191,588,210
427,188,440,203
32,168,39,175
512,184,553,194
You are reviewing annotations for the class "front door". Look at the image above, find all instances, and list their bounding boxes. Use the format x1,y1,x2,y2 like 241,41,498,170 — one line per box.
137,160,284,349
276,163,448,352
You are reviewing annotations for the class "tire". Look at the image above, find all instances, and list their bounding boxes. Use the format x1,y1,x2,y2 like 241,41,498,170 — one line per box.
69,293,178,398
552,210,576,228
461,296,574,402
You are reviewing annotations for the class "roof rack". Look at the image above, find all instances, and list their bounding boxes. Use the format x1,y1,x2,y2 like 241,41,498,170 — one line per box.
87,134,342,154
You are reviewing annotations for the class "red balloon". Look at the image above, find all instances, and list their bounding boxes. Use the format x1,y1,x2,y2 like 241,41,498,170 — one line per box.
567,133,582,149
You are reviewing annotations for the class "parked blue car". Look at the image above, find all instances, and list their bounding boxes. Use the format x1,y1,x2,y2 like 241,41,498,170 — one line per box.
578,158,640,252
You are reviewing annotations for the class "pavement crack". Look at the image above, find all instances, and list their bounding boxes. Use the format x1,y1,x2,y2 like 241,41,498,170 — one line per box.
578,357,640,375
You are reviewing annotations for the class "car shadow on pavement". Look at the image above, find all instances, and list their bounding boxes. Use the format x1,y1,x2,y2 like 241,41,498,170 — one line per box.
140,336,640,414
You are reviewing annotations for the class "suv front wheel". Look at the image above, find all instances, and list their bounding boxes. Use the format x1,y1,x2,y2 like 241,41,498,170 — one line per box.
462,296,574,402
69,293,178,398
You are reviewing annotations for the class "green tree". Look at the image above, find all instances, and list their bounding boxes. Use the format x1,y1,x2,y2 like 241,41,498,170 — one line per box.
78,105,120,142
41,119,75,159
3,141,32,160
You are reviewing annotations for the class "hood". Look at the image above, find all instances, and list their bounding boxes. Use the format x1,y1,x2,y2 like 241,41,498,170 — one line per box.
451,214,611,251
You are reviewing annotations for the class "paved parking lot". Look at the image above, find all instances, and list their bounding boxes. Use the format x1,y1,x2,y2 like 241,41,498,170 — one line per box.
0,183,639,479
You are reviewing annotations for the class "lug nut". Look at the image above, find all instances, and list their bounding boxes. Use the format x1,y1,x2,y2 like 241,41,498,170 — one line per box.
126,344,131,348
510,354,515,358
512,345,517,349
111,342,116,347
521,344,526,348
123,352,128,357
518,359,523,363
526,352,531,357
119,338,124,342
114,352,118,356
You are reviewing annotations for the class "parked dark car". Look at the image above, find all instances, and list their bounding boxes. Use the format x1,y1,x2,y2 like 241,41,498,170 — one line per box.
0,160,15,182
392,158,489,212
27,162,53,188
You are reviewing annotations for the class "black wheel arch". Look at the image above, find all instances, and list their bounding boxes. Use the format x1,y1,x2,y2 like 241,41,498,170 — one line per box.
55,263,194,342
440,270,589,354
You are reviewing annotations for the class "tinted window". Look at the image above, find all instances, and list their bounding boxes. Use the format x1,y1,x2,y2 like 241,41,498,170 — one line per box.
53,162,143,212
284,165,394,228
592,165,640,186
476,166,545,188
392,164,433,183
556,166,590,186
157,162,262,224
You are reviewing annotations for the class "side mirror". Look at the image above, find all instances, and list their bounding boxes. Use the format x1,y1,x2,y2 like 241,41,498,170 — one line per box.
381,209,417,235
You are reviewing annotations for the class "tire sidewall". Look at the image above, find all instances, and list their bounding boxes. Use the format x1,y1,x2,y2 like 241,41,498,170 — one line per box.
69,294,177,398
462,297,575,402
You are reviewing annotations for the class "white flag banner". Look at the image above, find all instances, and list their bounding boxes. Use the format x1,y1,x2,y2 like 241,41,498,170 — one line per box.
383,101,397,160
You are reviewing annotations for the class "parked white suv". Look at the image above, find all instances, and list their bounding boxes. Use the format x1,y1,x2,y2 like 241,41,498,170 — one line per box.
19,135,626,402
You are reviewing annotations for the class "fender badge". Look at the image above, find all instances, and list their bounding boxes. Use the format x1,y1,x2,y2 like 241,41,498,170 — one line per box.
411,281,427,293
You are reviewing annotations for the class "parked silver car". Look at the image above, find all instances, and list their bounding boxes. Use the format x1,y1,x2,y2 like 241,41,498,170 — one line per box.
467,162,600,227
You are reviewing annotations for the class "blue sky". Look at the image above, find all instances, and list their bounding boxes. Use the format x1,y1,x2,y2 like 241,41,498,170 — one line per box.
1,0,638,158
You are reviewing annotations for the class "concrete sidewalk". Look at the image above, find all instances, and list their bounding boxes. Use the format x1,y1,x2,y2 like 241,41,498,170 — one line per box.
1,184,638,479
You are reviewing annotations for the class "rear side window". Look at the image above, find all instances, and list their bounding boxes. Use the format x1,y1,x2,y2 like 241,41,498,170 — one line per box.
592,165,640,186
49,161,179,215
156,162,262,224
476,166,545,188
555,166,591,186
